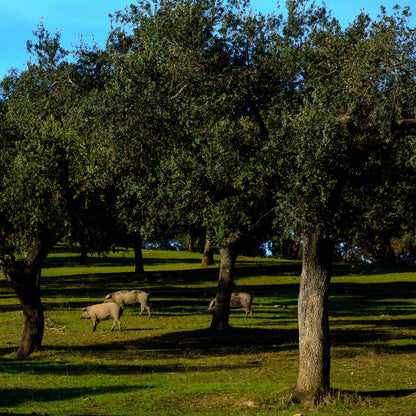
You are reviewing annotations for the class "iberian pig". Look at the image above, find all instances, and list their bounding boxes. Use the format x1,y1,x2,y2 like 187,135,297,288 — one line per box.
208,292,253,318
81,302,123,331
104,290,151,317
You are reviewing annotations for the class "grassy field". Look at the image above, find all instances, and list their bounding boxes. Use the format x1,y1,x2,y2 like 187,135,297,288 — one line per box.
1,247,416,415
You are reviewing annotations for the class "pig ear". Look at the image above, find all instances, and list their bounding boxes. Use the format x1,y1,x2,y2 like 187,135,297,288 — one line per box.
82,307,87,311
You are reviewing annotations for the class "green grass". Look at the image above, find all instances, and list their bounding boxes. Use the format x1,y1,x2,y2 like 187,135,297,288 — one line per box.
1,247,416,415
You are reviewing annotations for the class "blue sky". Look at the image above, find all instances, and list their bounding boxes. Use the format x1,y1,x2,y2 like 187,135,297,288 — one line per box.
1,0,414,79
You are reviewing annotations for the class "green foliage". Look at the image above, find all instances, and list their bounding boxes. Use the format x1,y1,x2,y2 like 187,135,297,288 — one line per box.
265,2,416,240
0,57,76,251
85,0,279,249
2,2,416,403
2,0,416,262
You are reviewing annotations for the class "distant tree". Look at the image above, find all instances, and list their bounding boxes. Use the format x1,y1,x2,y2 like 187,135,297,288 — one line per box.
201,230,215,266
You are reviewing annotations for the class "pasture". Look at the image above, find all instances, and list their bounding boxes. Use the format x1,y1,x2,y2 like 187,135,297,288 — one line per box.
1,247,416,415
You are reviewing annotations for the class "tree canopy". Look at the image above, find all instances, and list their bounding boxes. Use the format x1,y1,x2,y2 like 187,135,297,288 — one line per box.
1,0,416,404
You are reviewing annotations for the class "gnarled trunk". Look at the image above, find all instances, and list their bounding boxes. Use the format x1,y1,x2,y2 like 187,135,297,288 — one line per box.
11,274,44,359
0,228,66,358
210,242,238,330
291,230,333,404
0,250,44,359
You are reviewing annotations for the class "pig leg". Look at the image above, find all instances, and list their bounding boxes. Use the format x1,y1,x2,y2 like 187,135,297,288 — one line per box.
111,317,121,331
139,304,151,317
244,308,253,318
92,318,99,331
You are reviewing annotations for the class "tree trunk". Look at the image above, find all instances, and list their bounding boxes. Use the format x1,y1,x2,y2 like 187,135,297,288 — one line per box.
0,227,66,359
133,233,145,274
210,243,238,330
78,228,88,265
0,250,45,359
291,230,333,404
201,230,214,266
80,243,88,266
11,274,44,359
187,231,194,252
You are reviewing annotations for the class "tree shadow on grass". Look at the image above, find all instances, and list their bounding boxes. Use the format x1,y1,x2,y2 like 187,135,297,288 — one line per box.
0,326,299,360
357,388,416,398
330,322,416,355
0,359,259,378
0,328,297,381
37,323,416,359
41,316,416,357
46,327,299,356
335,388,416,399
0,384,146,408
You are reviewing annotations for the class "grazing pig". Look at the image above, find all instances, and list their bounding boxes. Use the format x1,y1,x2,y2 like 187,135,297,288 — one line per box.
208,292,253,318
80,302,123,331
104,290,151,317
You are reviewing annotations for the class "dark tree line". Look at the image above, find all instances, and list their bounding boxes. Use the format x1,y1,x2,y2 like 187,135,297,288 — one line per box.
1,0,416,405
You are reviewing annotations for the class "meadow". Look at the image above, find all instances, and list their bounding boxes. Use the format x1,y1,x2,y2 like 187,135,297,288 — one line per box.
0,246,416,415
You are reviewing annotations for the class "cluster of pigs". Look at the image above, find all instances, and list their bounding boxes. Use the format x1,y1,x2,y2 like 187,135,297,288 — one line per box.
80,290,253,331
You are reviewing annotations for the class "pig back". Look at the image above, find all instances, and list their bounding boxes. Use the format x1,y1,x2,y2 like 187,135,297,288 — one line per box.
230,292,252,308
132,290,149,304
106,290,148,306
92,302,123,319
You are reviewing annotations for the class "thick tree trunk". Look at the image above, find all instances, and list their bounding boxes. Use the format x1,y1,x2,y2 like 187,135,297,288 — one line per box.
0,250,45,359
133,233,145,274
201,230,214,266
0,228,66,359
11,275,44,359
210,243,238,330
291,230,333,404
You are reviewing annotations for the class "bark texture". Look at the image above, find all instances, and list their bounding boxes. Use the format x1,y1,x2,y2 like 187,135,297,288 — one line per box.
0,250,44,358
210,243,238,330
209,212,273,330
291,230,333,404
0,228,66,358
12,274,44,359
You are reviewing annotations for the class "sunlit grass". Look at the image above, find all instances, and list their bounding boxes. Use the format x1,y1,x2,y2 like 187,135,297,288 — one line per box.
1,246,416,415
